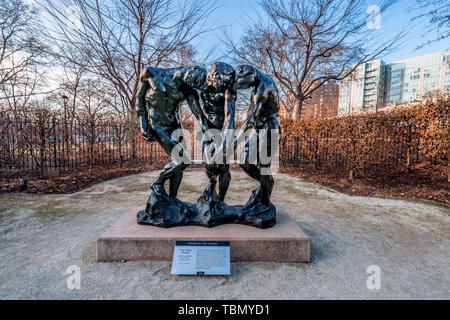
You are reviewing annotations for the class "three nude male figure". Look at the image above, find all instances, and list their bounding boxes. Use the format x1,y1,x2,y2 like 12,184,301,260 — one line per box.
137,61,280,227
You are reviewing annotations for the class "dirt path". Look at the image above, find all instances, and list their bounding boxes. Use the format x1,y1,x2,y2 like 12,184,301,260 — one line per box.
0,170,448,299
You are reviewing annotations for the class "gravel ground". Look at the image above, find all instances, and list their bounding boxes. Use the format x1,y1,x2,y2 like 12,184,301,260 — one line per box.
0,170,449,300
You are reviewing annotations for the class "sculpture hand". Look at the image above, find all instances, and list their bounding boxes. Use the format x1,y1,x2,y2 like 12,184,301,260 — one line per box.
245,117,255,131
202,126,213,141
195,128,213,143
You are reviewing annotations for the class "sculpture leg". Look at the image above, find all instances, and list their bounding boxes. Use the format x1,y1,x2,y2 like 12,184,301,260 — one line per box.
240,124,278,209
203,137,222,200
169,171,183,198
218,164,230,202
240,163,261,181
150,121,191,197
205,163,219,200
259,169,274,207
256,119,279,207
240,131,260,180
240,131,263,206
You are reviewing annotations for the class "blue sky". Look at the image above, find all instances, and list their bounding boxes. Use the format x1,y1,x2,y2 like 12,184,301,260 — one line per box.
195,0,449,64
27,0,448,63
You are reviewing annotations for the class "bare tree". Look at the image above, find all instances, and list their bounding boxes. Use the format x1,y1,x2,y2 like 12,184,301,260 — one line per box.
0,0,48,105
227,0,403,119
162,42,198,67
54,54,87,120
410,0,449,49
0,0,41,85
37,0,215,157
0,64,48,115
72,77,114,170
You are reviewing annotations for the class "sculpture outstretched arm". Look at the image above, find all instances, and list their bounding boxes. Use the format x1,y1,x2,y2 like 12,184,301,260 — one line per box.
137,79,150,116
138,68,168,117
246,102,261,130
229,86,267,153
247,85,269,127
223,89,236,147
187,93,211,133
137,71,152,141
224,89,236,131
211,90,249,163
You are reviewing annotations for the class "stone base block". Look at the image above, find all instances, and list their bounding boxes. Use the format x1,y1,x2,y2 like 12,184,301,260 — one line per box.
97,207,310,263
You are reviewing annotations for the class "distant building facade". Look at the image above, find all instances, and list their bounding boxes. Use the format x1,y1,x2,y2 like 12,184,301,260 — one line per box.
338,50,450,115
385,51,450,105
279,81,339,119
338,59,386,115
303,81,339,119
279,94,293,119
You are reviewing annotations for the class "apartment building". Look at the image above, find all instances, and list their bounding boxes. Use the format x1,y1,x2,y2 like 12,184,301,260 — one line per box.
338,50,450,115
302,81,339,119
338,59,385,115
279,81,339,119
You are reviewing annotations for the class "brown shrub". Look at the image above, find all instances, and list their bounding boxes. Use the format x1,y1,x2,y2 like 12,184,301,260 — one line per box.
280,96,449,180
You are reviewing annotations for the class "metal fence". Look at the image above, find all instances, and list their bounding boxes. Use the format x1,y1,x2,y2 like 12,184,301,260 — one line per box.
279,132,424,170
0,119,168,178
0,116,444,178
278,116,444,173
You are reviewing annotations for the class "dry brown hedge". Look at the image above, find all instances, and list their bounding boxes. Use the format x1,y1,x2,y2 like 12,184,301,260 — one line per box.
1,97,448,182
279,96,449,180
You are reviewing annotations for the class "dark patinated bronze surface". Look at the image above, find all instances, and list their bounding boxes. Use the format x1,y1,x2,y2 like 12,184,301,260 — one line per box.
136,63,279,229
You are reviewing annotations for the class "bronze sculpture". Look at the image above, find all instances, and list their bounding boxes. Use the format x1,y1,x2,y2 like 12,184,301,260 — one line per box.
137,63,279,229
137,66,209,201
235,64,280,217
199,62,236,205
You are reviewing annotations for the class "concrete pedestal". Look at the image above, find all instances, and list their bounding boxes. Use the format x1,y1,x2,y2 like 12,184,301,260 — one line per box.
97,207,310,263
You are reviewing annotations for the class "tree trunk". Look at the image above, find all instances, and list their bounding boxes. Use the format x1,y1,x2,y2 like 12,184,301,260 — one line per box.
39,125,46,179
406,125,413,173
406,147,412,173
89,140,94,172
128,110,137,160
293,98,304,120
119,145,123,168
314,152,320,170
447,160,450,182
349,169,354,180
89,121,95,172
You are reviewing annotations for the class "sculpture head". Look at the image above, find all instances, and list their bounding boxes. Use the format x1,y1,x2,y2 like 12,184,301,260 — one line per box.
235,64,259,89
183,66,207,90
206,62,235,91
